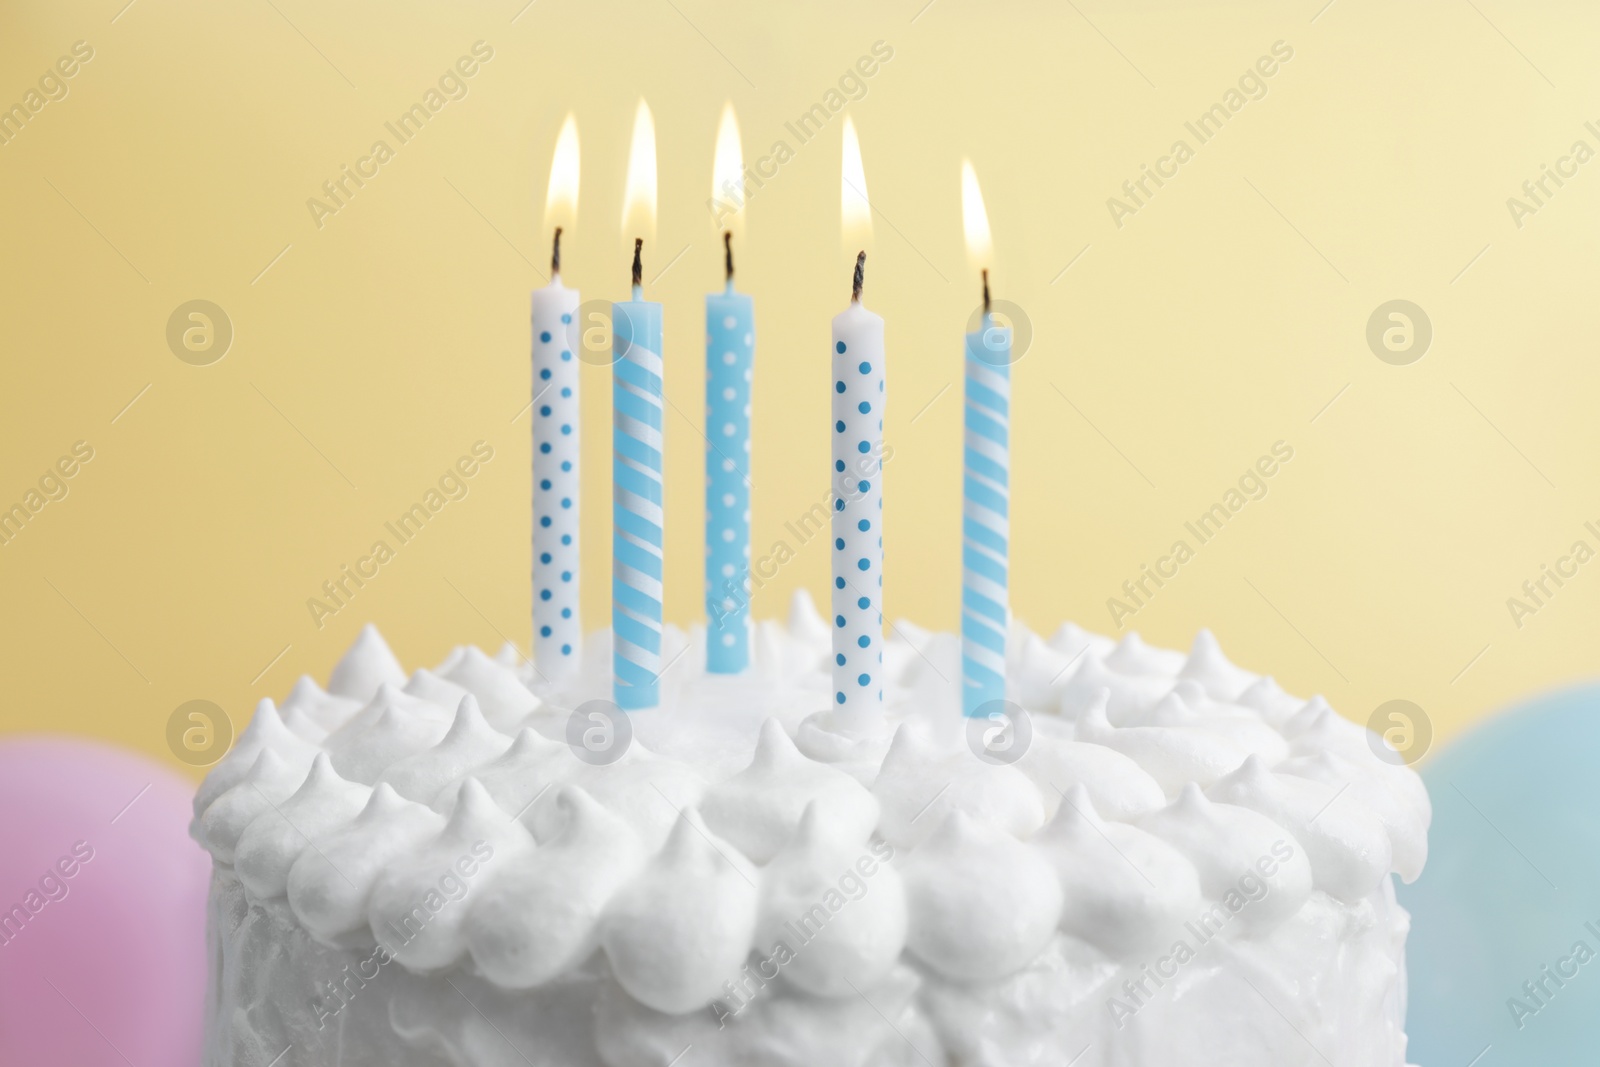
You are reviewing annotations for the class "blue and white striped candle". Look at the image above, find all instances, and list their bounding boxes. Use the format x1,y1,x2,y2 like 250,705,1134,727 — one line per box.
961,288,1011,716
831,252,885,721
705,233,755,673
959,160,1011,717
531,229,582,681
613,240,664,710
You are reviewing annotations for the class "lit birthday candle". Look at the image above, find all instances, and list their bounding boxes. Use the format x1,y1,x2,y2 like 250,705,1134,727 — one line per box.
613,100,664,711
959,159,1011,717
830,115,885,722
705,103,755,674
531,114,582,681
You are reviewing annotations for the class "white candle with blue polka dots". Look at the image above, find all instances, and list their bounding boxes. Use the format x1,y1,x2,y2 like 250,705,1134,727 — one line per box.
531,228,581,681
830,252,885,720
705,233,755,673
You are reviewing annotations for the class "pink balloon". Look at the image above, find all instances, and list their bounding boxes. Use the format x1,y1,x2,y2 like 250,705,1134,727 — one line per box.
0,736,209,1067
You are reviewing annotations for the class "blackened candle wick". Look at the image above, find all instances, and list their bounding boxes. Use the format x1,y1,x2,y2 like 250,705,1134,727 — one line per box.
852,250,866,303
552,227,563,276
982,268,990,314
724,231,734,283
631,238,643,289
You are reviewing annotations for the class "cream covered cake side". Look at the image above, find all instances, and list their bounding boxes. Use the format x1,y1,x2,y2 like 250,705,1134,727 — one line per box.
194,595,1429,1067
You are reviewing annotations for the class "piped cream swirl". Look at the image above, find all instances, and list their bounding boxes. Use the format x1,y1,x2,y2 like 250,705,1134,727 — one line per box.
192,609,1430,1012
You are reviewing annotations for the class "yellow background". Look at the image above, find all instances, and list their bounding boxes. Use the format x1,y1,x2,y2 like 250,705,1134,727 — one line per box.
2,0,1597,777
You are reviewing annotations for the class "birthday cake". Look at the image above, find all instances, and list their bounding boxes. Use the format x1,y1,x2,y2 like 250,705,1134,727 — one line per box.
194,600,1428,1067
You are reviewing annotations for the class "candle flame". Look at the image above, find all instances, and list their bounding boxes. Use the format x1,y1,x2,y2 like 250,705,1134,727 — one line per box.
544,114,580,234
840,115,872,249
961,158,992,271
622,99,657,239
712,101,745,237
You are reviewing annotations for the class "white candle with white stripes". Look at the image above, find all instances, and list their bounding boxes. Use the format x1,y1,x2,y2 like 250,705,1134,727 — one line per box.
532,115,582,682
830,116,885,723
959,160,1011,717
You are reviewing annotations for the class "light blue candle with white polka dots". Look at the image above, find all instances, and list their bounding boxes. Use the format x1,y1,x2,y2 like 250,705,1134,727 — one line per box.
705,241,755,673
962,311,1011,716
613,244,665,711
531,241,581,682
830,255,885,722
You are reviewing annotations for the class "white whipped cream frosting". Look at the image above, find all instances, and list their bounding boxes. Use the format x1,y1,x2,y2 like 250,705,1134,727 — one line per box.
196,598,1430,1067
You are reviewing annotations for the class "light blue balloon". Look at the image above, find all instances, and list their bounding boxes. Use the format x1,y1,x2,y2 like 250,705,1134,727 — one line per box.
1399,684,1600,1066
